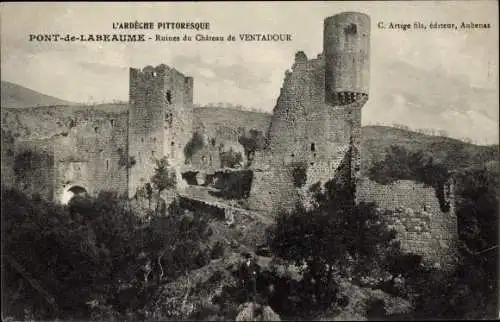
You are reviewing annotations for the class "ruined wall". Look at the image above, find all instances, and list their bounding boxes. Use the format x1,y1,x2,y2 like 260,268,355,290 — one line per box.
248,151,300,214
259,53,356,214
128,64,194,198
53,111,129,201
356,178,458,267
1,105,129,202
12,139,55,199
189,145,221,172
251,12,370,214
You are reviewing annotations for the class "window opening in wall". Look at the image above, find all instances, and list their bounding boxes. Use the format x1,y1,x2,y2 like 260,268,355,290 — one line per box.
94,126,98,133
152,151,155,157
106,159,109,170
153,137,156,143
171,141,175,146
344,23,357,41
166,90,172,104
291,153,295,158
110,119,115,127
211,138,216,146
141,138,144,143
313,153,317,158
310,143,316,152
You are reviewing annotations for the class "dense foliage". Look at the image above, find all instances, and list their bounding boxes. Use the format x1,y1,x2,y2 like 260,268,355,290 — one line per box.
238,129,266,165
219,148,244,168
2,187,213,320
266,178,403,316
409,164,499,319
184,131,204,162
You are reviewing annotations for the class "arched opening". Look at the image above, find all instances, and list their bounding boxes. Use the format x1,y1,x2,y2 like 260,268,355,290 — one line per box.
61,185,88,205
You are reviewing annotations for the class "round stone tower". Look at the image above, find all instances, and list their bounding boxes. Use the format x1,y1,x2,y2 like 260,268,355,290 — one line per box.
324,12,370,105
324,12,370,183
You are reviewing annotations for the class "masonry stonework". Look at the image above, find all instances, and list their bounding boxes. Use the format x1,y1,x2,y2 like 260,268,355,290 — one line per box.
250,12,370,213
0,12,459,266
128,64,194,198
356,178,458,267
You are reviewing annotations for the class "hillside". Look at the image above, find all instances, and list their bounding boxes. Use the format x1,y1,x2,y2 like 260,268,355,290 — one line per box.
360,126,499,174
1,81,77,108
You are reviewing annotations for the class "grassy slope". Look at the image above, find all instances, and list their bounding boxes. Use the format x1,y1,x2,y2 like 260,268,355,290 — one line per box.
360,125,498,174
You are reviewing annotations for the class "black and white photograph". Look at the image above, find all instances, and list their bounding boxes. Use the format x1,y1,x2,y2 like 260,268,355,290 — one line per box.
1,1,498,320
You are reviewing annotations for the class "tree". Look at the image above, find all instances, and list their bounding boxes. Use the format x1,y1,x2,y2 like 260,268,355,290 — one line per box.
150,157,177,215
2,186,214,321
268,178,399,307
145,183,153,209
151,157,176,194
220,148,244,168
184,132,204,162
238,129,266,165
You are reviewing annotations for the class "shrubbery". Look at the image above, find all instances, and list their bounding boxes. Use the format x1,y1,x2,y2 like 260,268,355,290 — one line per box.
265,177,404,317
2,186,213,320
184,131,204,162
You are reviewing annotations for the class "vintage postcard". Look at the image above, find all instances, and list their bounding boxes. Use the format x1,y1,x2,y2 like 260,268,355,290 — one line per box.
1,1,498,321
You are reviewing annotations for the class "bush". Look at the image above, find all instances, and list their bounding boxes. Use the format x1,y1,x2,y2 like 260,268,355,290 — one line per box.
211,241,226,259
184,132,204,162
267,177,401,315
2,186,213,321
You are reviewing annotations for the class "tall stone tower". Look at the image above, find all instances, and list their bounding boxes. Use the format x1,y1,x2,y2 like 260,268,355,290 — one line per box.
324,12,370,183
128,64,193,198
249,12,370,213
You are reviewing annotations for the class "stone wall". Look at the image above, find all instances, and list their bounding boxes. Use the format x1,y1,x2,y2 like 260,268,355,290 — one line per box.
248,165,300,215
12,139,55,199
189,144,222,172
53,111,129,201
1,105,130,202
356,178,458,267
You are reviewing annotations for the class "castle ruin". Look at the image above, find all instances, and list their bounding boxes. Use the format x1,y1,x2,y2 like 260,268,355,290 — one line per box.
249,12,369,213
1,12,457,267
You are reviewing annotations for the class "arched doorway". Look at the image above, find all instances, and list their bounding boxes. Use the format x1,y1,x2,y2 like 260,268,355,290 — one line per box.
61,185,88,205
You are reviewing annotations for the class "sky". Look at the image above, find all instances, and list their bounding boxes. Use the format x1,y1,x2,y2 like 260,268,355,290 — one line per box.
1,1,498,144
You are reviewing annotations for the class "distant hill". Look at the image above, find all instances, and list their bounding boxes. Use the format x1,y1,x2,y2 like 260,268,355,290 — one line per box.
360,125,498,174
1,81,76,108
